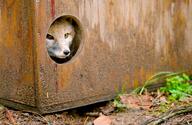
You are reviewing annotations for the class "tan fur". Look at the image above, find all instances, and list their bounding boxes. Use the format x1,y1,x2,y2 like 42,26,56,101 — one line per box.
46,19,75,59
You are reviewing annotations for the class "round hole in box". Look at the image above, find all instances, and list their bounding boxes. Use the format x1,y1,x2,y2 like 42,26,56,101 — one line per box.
46,15,83,64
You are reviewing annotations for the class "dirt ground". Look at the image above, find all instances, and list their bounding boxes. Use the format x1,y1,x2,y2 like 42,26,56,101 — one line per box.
0,103,154,125
0,94,191,125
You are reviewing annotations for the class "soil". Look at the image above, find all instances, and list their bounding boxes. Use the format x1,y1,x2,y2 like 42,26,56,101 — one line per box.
0,95,191,125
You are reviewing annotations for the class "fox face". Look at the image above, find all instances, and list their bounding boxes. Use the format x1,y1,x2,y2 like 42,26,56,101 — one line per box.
46,19,75,59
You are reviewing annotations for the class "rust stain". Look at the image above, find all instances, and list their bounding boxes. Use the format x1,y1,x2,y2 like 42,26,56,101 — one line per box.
139,67,145,86
183,0,190,5
132,72,139,88
163,0,174,10
132,68,156,89
21,74,34,84
5,0,15,8
50,0,55,18
0,0,35,107
173,10,186,40
133,79,139,88
54,64,58,93
173,10,186,28
133,68,146,88
1,1,17,48
57,65,73,90
123,74,130,88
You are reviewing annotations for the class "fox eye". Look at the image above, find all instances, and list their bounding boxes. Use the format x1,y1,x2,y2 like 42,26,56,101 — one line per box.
64,33,70,39
46,34,54,40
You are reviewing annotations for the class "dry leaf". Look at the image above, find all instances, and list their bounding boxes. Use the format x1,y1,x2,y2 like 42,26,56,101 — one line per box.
94,115,112,125
120,94,153,110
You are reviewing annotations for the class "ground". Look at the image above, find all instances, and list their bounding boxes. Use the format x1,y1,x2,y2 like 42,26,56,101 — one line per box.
0,93,191,125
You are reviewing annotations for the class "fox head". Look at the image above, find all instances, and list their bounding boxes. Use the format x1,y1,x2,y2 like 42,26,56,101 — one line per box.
46,19,75,59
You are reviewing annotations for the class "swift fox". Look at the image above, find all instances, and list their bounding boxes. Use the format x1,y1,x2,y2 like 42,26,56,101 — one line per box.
46,18,75,60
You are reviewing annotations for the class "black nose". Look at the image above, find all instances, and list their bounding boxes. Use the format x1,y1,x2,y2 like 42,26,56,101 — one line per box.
63,50,70,56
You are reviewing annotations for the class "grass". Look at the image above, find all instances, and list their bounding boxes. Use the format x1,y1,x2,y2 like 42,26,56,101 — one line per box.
113,94,127,112
132,71,184,95
113,71,192,113
113,83,128,111
160,73,192,101
133,71,192,101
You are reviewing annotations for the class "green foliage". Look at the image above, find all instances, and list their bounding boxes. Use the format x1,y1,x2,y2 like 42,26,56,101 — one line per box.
113,93,127,112
150,102,171,116
133,71,183,95
113,84,128,111
160,73,192,101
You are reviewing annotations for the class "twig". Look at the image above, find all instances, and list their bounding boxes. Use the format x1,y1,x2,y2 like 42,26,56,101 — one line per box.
83,116,89,125
21,110,49,124
142,104,192,125
86,112,100,117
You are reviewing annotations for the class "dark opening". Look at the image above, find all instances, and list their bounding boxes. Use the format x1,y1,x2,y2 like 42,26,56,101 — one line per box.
46,15,83,64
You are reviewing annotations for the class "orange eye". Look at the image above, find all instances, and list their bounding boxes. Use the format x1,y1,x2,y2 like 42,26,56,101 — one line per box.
64,33,70,39
46,34,54,40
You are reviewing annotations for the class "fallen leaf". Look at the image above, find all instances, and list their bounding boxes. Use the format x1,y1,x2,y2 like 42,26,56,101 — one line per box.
5,109,16,125
93,115,112,125
120,94,153,110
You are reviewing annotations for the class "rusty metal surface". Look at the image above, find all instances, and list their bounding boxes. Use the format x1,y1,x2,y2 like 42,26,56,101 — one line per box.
0,0,36,107
35,0,192,113
1,0,192,113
